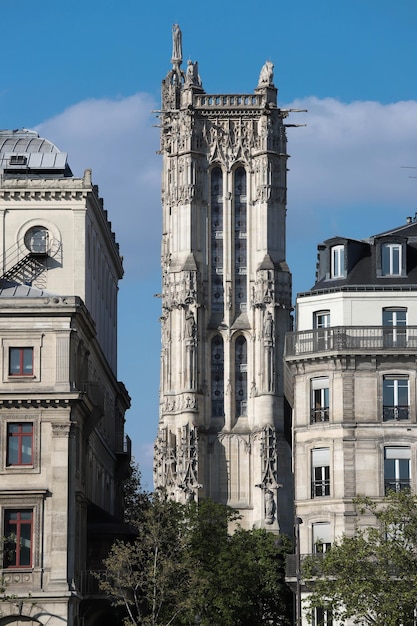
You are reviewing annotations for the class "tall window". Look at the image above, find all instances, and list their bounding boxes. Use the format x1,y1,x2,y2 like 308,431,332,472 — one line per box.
210,167,224,310
211,335,224,417
4,510,33,568
235,336,247,417
383,308,407,347
312,608,333,626
384,447,410,494
382,243,402,276
312,448,330,498
7,423,33,466
312,522,331,553
311,378,330,423
383,376,409,421
314,311,331,351
331,245,344,278
9,347,33,376
234,167,247,312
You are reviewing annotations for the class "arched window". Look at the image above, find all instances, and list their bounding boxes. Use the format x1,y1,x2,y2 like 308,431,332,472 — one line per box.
235,336,247,416
234,167,247,312
211,335,224,417
210,167,224,310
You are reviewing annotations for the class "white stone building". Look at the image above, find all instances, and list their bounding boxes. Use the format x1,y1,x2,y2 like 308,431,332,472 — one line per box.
0,130,130,626
285,219,417,625
154,26,296,533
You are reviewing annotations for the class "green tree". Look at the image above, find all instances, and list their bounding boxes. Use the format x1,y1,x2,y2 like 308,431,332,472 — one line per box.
303,490,417,625
185,498,292,626
100,489,192,626
101,485,293,626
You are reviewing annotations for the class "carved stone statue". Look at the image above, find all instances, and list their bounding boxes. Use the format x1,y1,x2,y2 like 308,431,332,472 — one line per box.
172,24,182,62
258,61,274,87
265,488,276,524
264,310,274,339
185,59,201,86
185,310,196,339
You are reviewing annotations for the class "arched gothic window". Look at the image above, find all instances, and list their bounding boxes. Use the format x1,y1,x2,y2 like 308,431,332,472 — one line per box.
211,335,224,417
235,335,247,417
234,167,247,312
210,167,224,310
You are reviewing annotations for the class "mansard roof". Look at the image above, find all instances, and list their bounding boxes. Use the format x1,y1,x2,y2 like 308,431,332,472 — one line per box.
305,217,417,295
0,129,72,176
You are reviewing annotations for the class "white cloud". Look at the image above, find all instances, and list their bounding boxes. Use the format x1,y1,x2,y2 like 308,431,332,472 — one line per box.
35,93,417,485
285,97,417,223
37,94,417,284
37,93,161,280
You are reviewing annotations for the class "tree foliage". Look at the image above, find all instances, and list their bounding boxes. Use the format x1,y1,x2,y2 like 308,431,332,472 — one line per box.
303,490,417,625
101,467,292,626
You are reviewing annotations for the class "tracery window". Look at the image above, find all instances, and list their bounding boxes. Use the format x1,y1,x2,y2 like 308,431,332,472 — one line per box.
234,167,247,312
210,167,224,310
235,336,247,417
211,335,224,417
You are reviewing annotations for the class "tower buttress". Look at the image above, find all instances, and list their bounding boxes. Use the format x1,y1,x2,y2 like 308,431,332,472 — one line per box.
154,26,293,532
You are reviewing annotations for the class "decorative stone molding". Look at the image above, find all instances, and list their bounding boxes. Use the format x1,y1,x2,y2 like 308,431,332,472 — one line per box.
51,423,71,438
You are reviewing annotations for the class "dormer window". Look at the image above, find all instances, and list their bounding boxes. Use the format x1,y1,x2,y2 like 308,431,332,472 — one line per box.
9,155,27,165
331,245,344,278
382,243,402,276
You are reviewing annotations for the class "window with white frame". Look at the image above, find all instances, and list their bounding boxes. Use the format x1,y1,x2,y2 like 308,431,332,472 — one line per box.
383,308,407,347
314,311,330,329
312,522,331,554
312,448,330,498
383,376,409,421
384,447,410,494
382,243,402,276
314,311,331,351
331,245,344,278
311,378,330,423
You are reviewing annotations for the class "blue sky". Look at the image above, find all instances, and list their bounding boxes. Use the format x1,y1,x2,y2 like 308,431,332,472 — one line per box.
2,0,417,487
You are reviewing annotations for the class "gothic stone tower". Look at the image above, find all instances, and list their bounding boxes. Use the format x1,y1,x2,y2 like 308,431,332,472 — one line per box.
154,25,293,532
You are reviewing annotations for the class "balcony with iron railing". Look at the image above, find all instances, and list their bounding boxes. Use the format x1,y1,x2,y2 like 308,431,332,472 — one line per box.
285,326,417,359
384,478,411,495
310,407,330,423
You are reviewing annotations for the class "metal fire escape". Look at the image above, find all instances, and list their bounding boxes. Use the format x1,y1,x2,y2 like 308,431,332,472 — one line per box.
1,231,59,286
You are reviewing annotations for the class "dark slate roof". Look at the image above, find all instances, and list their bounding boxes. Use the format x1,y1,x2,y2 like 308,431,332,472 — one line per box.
305,218,417,295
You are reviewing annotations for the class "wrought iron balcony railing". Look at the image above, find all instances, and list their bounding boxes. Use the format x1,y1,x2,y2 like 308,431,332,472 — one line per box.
383,406,410,421
285,326,417,358
384,479,411,495
310,407,330,423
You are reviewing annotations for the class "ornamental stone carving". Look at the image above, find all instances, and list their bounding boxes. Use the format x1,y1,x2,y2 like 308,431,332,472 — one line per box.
257,61,274,87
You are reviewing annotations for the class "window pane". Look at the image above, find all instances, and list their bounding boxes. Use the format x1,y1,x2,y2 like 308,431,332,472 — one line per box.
23,349,33,374
331,246,344,278
9,349,21,374
21,436,33,464
7,437,19,464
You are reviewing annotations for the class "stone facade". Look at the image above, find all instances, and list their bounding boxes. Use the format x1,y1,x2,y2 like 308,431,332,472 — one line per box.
154,26,294,533
285,221,417,625
0,130,130,625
